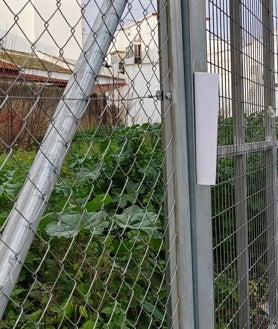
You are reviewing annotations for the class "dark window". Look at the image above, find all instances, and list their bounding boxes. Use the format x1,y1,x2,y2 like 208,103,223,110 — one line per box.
119,60,125,73
134,44,142,64
125,43,142,64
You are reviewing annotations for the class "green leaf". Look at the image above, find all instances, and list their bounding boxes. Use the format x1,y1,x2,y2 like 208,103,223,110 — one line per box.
114,313,125,327
38,213,54,231
0,211,8,227
126,181,141,195
143,300,164,321
75,165,102,182
30,309,42,321
45,211,109,238
54,299,75,321
79,305,89,319
81,320,95,329
102,306,114,315
50,305,61,313
12,287,26,297
112,206,159,236
86,194,112,212
117,194,135,208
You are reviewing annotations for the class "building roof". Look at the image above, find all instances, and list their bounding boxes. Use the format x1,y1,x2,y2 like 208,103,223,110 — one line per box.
0,59,18,71
0,49,71,73
120,13,158,30
0,48,126,91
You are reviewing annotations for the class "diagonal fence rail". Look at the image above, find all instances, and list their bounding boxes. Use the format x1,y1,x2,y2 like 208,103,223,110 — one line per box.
0,1,176,328
0,0,127,320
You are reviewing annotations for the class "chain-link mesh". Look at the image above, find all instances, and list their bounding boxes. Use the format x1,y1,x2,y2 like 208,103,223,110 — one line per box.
1,0,278,328
0,1,170,328
207,0,277,328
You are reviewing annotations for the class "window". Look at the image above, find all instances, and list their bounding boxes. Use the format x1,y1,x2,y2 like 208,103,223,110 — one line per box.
119,60,125,73
134,44,142,64
126,45,133,59
125,43,142,64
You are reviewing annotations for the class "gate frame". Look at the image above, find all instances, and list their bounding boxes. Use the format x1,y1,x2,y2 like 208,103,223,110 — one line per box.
159,0,215,328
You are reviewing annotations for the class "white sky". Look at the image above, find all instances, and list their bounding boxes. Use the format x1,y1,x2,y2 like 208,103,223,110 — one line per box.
82,0,157,40
0,0,157,59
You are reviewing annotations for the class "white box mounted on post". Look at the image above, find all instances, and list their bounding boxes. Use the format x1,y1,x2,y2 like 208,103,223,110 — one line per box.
194,72,219,185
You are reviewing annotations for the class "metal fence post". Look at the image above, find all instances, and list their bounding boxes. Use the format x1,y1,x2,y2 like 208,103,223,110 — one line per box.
263,0,278,326
159,0,214,328
158,0,196,327
230,1,250,328
0,0,127,319
180,0,215,328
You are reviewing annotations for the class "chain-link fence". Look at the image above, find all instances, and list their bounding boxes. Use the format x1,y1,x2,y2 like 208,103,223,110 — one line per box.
0,0,278,328
207,0,277,328
0,1,172,328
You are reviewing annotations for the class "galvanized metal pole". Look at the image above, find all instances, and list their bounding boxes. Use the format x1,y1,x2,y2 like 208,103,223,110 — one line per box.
181,0,215,328
0,0,127,319
263,0,278,325
158,0,196,328
230,1,250,328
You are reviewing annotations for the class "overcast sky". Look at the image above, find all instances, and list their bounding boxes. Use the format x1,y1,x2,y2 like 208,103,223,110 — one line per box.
81,0,157,40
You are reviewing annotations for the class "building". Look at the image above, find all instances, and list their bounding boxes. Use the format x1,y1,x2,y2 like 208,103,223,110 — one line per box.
0,2,161,125
107,13,161,125
207,32,276,118
0,48,126,148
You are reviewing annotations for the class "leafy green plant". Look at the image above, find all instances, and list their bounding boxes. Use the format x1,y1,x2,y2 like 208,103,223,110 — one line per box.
214,272,238,329
213,111,276,328
0,124,167,328
0,113,275,328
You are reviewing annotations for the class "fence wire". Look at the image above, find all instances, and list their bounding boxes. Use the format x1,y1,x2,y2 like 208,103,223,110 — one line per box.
0,1,169,328
207,0,277,328
1,0,278,328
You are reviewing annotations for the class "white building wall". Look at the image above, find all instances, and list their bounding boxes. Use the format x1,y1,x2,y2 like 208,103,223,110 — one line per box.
0,0,83,60
110,14,161,125
207,37,266,118
207,39,232,118
242,40,264,115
